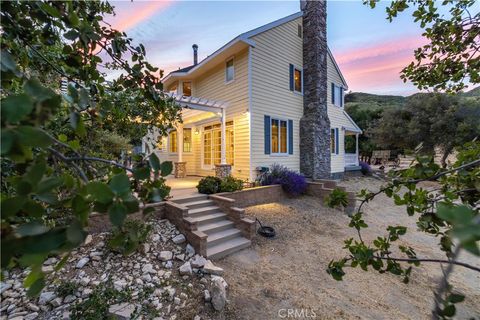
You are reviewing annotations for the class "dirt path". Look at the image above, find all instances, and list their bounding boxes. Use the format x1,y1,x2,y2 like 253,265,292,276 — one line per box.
213,177,480,319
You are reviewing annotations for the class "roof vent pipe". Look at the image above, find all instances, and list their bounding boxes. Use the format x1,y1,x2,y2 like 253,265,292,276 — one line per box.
192,44,198,65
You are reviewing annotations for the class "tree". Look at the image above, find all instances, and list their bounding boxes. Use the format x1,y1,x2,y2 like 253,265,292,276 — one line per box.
1,1,180,295
365,0,480,93
328,3,480,318
368,93,480,166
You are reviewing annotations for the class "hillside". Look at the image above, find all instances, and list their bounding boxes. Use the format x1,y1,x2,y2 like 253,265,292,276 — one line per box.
345,86,480,111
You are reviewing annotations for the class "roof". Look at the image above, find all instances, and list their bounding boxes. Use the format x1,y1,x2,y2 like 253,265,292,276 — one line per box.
163,11,348,89
342,110,362,133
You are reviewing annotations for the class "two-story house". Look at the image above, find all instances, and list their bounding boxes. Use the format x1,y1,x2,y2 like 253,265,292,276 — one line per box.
142,11,362,181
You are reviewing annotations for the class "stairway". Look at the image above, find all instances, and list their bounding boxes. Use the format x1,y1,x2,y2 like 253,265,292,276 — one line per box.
173,195,251,259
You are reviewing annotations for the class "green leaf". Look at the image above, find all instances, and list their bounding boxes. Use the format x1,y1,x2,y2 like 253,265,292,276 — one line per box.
36,177,63,194
17,223,49,237
24,160,46,187
66,220,86,246
1,94,34,123
27,277,45,297
149,153,160,171
38,2,61,18
16,126,52,148
442,304,456,317
160,161,173,176
448,293,465,303
63,30,79,40
1,129,14,155
86,182,114,204
108,202,127,227
23,200,45,218
0,50,21,75
133,166,150,180
109,173,130,195
72,195,89,225
54,255,69,271
1,196,26,217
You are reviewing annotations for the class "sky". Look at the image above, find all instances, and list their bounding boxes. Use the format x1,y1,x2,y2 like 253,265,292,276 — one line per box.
106,0,478,96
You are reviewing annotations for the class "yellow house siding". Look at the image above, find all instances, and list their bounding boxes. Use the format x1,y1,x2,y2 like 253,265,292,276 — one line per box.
250,18,303,176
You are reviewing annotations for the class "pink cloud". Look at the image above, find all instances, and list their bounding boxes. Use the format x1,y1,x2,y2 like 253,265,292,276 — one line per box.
108,1,172,31
334,35,427,92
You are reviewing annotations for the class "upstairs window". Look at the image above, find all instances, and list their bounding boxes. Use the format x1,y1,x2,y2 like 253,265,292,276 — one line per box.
182,81,191,96
289,64,303,94
225,58,234,82
331,83,343,107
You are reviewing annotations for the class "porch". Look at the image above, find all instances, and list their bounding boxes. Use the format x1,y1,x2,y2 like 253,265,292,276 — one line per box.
166,176,201,199
143,93,236,179
344,127,360,169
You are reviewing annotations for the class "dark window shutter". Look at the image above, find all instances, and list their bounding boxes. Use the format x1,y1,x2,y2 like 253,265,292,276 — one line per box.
264,115,271,154
289,64,294,91
288,119,293,155
335,128,339,154
340,87,344,107
331,83,335,104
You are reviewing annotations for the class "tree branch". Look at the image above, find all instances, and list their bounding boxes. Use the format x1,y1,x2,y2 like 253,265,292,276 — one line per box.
372,254,480,273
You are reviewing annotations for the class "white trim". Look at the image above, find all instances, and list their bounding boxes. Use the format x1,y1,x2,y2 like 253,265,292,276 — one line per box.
343,111,362,133
240,11,303,39
327,47,349,89
247,46,254,182
269,117,290,156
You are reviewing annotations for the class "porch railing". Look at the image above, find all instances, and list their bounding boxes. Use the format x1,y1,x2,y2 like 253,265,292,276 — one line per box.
345,153,359,167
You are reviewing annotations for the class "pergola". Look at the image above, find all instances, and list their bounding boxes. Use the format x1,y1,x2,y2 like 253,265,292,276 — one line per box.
168,93,230,177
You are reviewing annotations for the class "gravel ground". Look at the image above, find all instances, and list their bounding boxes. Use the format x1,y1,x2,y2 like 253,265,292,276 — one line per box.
213,176,480,320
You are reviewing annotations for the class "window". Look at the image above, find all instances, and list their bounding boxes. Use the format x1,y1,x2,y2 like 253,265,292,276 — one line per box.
182,81,191,96
225,58,234,82
183,128,192,152
168,83,178,94
331,128,338,154
332,83,343,107
297,24,302,38
271,118,288,154
203,122,234,167
169,130,177,153
290,64,302,93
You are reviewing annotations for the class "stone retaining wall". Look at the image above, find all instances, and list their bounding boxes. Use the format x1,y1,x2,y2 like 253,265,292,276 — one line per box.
217,185,285,208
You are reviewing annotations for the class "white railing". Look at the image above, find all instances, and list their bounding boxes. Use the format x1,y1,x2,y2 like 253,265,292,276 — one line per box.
345,153,359,167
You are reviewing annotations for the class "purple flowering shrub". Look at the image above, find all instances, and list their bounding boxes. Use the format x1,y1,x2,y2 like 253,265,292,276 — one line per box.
280,171,307,196
359,161,372,175
259,164,307,196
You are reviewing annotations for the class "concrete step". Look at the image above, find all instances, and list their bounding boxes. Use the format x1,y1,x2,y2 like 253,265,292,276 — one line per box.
198,220,234,235
207,228,242,247
183,199,215,210
191,212,227,225
207,237,251,260
172,194,208,204
188,205,221,217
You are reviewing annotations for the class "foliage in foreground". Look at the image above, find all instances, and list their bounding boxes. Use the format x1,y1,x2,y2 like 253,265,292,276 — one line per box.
0,1,180,295
327,142,480,318
365,0,479,93
107,219,152,256
197,175,244,194
324,188,349,209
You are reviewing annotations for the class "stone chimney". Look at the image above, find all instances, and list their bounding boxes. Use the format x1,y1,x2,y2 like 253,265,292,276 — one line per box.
192,44,198,65
299,0,331,179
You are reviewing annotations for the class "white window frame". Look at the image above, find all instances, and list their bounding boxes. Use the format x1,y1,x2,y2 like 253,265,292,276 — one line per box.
225,57,235,84
270,117,289,156
201,121,235,170
293,65,303,95
333,84,343,107
182,128,192,153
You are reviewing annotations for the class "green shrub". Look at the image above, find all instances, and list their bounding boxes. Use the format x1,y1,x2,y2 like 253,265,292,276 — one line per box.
196,176,222,194
56,280,79,297
107,219,152,255
325,187,349,209
220,176,244,192
70,280,131,320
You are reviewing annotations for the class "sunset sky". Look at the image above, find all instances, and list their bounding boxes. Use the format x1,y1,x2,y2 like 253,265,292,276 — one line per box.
106,0,479,96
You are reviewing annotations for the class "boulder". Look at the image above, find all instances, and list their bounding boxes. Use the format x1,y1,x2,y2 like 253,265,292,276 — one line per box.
75,257,89,269
210,278,227,311
191,255,207,268
185,244,195,256
158,251,173,262
203,260,224,276
179,262,192,275
84,234,93,245
38,291,56,305
108,303,136,320
204,289,211,302
172,234,186,244
142,263,155,274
